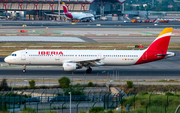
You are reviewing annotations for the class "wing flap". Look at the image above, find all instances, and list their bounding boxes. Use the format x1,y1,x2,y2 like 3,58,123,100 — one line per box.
64,58,104,67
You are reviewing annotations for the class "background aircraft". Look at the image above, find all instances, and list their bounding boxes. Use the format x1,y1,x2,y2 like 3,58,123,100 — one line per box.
45,2,95,22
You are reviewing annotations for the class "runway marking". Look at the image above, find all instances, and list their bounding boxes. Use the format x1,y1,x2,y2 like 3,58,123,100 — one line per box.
165,61,180,67
139,32,157,34
93,39,120,40
54,31,63,34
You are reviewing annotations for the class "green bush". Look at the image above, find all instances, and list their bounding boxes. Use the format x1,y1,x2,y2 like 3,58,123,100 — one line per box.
29,80,35,88
79,111,86,113
50,112,57,113
58,76,70,88
0,79,9,91
53,106,56,109
62,106,67,109
106,110,113,113
88,82,94,87
40,85,47,89
120,111,127,113
0,103,8,112
22,107,36,113
174,94,180,97
89,107,104,113
139,92,148,95
63,83,85,95
140,101,146,106
127,81,133,88
165,92,174,96
56,93,63,96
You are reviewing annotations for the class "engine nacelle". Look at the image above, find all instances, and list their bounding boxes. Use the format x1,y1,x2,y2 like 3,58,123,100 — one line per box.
63,63,81,71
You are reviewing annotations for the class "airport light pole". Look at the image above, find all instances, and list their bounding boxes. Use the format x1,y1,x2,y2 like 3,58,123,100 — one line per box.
24,80,28,86
108,80,114,91
11,82,18,92
69,92,71,113
152,0,154,8
58,0,60,21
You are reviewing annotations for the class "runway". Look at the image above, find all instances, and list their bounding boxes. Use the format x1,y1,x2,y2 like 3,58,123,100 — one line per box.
89,36,180,43
0,21,180,28
0,51,180,80
0,36,179,43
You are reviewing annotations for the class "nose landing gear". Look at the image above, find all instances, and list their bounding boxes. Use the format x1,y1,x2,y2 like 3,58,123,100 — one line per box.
22,65,26,73
86,67,92,74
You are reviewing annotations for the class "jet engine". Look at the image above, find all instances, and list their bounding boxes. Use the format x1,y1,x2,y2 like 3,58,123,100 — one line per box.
63,63,81,71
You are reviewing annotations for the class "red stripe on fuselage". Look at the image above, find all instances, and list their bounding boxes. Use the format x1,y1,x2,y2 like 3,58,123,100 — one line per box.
65,13,73,19
135,50,165,65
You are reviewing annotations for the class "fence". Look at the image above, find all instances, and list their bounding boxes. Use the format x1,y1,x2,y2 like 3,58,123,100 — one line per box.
0,90,122,113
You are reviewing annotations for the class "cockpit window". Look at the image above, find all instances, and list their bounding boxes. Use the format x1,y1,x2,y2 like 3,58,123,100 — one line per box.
10,54,17,56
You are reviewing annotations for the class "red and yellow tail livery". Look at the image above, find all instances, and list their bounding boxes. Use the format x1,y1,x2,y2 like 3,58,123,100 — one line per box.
135,28,173,64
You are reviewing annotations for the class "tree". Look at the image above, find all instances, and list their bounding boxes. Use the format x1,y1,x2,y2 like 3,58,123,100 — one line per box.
89,107,104,113
127,81,133,88
63,83,85,95
0,78,9,91
29,80,36,88
88,82,94,87
58,76,71,88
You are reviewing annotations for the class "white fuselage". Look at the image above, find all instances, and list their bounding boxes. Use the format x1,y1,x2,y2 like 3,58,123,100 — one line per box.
71,13,95,21
5,50,145,66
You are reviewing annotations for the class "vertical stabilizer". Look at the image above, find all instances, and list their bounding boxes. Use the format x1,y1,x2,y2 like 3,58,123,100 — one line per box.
135,28,173,65
147,27,173,54
62,2,69,14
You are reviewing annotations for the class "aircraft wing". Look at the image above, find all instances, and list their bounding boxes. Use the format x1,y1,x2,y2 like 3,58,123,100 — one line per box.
44,13,66,17
65,58,105,66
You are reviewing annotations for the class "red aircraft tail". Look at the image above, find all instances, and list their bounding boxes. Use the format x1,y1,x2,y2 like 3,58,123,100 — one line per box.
62,2,69,14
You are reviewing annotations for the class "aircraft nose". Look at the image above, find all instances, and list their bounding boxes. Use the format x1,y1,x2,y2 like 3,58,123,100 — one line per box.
4,57,8,63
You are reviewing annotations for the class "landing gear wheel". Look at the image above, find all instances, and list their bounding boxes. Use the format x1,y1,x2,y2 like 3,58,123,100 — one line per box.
86,67,92,74
22,69,26,73
22,65,26,73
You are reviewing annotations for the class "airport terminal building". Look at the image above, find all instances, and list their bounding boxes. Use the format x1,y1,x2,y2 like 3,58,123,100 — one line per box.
0,0,125,20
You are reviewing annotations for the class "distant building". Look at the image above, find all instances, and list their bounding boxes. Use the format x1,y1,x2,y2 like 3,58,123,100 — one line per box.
0,0,125,20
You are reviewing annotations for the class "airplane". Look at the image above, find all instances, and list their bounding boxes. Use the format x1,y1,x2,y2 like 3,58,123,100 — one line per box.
153,18,169,23
4,28,175,73
45,2,95,22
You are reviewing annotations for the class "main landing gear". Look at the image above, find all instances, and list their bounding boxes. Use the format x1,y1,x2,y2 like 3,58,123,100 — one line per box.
86,67,92,74
22,65,26,73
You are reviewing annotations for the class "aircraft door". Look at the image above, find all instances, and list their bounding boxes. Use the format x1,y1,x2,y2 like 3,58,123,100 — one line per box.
142,52,147,60
21,52,26,60
97,53,102,59
55,55,60,60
